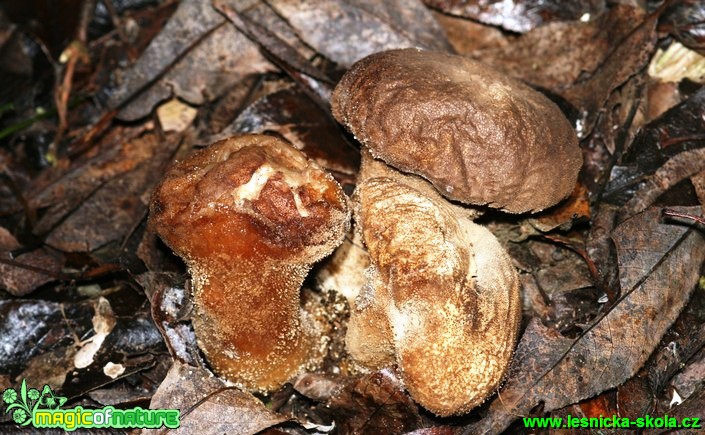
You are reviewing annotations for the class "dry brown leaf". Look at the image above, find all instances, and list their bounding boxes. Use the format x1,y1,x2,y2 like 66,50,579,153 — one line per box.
108,0,275,121
0,227,62,296
692,169,705,214
145,361,287,435
619,148,705,222
563,8,657,137
43,132,181,252
267,0,451,67
432,12,509,54
469,5,645,94
468,206,705,433
325,370,422,434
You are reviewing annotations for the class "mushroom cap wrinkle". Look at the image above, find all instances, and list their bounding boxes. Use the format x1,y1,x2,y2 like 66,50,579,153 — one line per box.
332,48,582,213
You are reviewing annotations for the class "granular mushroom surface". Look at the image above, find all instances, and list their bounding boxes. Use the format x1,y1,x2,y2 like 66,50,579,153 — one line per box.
149,134,349,391
344,151,522,416
353,173,521,415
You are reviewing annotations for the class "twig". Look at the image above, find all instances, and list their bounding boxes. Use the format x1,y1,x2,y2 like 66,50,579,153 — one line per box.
51,0,95,161
663,208,705,226
102,0,138,60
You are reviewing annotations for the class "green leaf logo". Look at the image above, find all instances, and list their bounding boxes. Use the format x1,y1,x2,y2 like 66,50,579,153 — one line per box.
2,380,67,426
3,380,32,426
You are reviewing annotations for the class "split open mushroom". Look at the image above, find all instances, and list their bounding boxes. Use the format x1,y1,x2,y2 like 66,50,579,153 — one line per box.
149,134,349,391
331,48,582,416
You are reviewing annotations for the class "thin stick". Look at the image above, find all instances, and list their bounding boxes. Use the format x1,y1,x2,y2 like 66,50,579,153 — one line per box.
663,208,705,226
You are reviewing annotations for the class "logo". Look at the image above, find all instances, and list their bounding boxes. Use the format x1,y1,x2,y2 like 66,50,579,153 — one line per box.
3,379,180,431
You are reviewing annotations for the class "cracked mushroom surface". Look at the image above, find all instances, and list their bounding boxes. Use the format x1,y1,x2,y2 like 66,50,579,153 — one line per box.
332,48,582,213
149,134,349,391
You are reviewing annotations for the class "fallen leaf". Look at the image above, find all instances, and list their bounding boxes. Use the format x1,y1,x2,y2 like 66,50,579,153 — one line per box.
423,0,603,33
293,372,345,402
267,0,451,67
325,369,422,434
146,361,287,435
619,148,705,222
0,226,63,296
563,7,657,137
224,86,360,187
0,299,94,380
528,183,591,232
620,86,705,177
432,11,509,55
29,125,152,233
660,0,705,55
43,132,181,252
157,99,198,133
146,276,201,367
469,5,645,95
108,0,275,121
468,206,705,433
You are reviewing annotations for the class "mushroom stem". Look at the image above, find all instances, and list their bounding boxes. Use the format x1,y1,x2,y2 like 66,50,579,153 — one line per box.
347,151,521,416
191,259,315,390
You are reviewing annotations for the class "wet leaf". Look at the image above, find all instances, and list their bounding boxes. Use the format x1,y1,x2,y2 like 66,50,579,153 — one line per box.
224,86,360,187
424,0,604,33
659,0,705,55
43,132,181,252
59,294,166,399
621,86,705,177
0,299,94,380
3,2,705,433
618,148,705,222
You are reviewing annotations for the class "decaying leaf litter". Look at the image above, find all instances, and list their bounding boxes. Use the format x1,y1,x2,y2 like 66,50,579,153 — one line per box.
0,0,704,433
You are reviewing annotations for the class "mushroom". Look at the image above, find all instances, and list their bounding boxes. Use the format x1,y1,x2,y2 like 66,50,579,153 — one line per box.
149,134,350,391
346,151,521,416
331,48,582,415
332,48,582,214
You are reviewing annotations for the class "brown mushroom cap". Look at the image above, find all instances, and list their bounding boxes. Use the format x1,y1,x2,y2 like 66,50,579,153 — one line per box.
332,48,582,213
